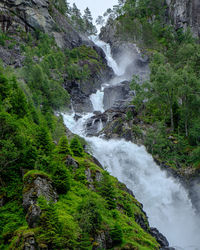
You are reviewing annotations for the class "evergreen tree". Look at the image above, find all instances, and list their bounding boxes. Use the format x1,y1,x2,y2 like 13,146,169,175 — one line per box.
70,137,84,157
52,163,70,194
71,3,84,31
83,7,97,35
98,172,116,209
36,126,53,154
57,136,71,156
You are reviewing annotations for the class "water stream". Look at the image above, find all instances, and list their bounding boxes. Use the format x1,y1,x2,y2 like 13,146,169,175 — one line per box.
63,36,200,250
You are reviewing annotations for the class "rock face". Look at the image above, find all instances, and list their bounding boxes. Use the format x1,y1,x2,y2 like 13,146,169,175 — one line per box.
23,173,58,228
0,0,89,49
150,228,171,249
166,0,200,38
103,81,132,110
100,21,150,84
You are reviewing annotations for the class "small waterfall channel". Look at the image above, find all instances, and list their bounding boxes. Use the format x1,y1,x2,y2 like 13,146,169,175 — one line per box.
63,36,200,250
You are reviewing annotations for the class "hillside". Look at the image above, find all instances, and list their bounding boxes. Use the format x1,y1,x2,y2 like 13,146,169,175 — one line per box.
0,0,172,249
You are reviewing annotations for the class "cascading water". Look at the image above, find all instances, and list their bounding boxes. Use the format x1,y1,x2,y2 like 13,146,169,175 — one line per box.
90,35,123,76
63,36,200,250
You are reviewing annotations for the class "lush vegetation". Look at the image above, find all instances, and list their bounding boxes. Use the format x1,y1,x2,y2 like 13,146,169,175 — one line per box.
0,67,159,247
105,0,200,171
0,2,162,249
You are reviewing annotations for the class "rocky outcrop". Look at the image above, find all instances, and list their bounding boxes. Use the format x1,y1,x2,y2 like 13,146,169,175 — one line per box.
166,0,200,38
150,228,174,250
103,81,132,110
23,172,58,228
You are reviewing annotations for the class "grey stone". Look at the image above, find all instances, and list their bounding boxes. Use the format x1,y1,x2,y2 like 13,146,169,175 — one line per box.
150,227,169,248
166,0,200,38
23,176,58,211
26,204,41,228
65,155,79,169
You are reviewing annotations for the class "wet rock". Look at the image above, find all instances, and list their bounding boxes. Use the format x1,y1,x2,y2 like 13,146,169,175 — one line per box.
23,173,58,228
150,228,169,248
85,168,93,183
95,171,103,182
135,214,149,231
103,81,131,110
74,113,82,121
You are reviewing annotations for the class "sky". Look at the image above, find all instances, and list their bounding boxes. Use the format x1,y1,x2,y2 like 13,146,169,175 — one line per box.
68,0,118,21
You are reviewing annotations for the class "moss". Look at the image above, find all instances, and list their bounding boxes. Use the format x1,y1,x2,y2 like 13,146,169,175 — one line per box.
23,170,51,183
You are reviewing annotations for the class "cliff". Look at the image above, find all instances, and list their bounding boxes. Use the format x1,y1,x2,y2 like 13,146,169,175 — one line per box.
166,0,200,38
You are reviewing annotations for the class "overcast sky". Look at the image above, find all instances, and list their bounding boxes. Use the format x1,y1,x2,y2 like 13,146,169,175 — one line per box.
68,0,118,21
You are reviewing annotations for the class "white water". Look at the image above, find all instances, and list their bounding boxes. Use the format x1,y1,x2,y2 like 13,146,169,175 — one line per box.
90,35,124,76
90,88,105,113
63,36,200,250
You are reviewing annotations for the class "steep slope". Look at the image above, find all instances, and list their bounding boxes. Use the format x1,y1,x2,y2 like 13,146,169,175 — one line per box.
98,0,200,213
0,1,165,249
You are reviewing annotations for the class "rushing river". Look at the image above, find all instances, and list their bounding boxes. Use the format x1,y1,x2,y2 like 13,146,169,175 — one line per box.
63,36,200,250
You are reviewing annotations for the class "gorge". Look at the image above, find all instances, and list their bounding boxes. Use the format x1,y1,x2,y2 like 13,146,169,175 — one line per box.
0,0,200,249
63,35,200,250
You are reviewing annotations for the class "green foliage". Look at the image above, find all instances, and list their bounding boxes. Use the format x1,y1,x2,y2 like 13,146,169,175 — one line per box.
23,170,51,182
37,197,71,248
0,201,27,246
65,45,103,82
0,30,9,46
77,195,102,235
52,163,71,194
70,137,84,157
21,33,70,110
50,0,69,15
56,136,71,156
110,224,123,246
36,125,53,154
97,172,116,209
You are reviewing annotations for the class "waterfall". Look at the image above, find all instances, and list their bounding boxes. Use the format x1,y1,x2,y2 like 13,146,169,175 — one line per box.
63,36,200,250
90,35,124,76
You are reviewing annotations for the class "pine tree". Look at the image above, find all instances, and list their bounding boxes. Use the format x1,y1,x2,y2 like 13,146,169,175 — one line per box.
57,136,71,156
70,137,84,157
83,7,97,35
